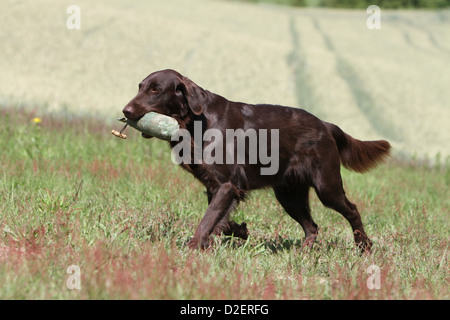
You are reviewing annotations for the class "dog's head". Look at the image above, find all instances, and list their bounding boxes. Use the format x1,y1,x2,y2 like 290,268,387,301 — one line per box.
122,69,207,122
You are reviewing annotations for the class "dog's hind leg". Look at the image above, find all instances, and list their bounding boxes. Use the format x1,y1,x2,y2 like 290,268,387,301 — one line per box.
207,189,249,240
274,184,318,249
312,154,372,252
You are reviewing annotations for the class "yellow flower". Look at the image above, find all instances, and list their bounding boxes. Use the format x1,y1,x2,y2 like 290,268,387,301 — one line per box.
32,117,42,124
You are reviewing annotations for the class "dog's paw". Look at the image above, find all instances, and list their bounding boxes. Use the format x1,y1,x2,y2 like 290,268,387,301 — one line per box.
226,221,249,240
187,238,210,250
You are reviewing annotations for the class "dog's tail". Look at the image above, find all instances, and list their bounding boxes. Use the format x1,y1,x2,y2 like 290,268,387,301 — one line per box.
324,122,391,173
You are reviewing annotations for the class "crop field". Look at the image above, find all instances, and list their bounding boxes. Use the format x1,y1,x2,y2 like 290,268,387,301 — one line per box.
0,0,449,300
1,0,450,159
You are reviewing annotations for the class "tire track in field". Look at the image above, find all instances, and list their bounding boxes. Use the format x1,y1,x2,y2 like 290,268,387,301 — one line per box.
385,14,450,56
286,16,324,118
392,14,450,55
311,18,402,142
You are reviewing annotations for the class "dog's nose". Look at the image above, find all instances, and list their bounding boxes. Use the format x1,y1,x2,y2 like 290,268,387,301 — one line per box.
122,105,134,119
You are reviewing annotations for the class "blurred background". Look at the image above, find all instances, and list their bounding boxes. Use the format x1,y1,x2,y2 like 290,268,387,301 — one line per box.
1,0,449,160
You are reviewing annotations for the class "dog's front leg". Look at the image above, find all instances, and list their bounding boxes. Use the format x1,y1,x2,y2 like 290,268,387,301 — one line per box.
188,183,238,250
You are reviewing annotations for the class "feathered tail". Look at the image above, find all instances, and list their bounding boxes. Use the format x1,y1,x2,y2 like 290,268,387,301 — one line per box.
324,122,391,173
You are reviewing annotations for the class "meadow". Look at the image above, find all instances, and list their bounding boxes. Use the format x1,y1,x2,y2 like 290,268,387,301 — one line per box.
0,108,448,299
0,0,449,300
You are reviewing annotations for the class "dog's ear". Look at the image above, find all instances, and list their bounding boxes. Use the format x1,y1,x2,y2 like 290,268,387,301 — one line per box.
175,77,206,116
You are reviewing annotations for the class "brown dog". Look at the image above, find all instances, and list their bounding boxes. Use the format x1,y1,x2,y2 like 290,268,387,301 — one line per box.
123,69,391,252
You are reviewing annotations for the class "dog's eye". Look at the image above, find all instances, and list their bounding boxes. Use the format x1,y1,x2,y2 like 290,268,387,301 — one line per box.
150,86,160,93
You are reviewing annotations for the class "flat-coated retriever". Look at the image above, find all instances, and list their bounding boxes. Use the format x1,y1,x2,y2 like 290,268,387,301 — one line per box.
122,69,391,252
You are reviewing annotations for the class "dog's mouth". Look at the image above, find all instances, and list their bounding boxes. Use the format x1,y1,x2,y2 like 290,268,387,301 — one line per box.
119,114,154,139
117,112,178,141
137,113,153,139
141,132,153,139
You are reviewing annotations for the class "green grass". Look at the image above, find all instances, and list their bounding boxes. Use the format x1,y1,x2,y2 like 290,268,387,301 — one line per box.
0,107,448,299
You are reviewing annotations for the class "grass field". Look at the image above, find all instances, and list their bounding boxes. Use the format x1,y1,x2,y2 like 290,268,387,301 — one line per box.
0,109,448,299
0,0,449,300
